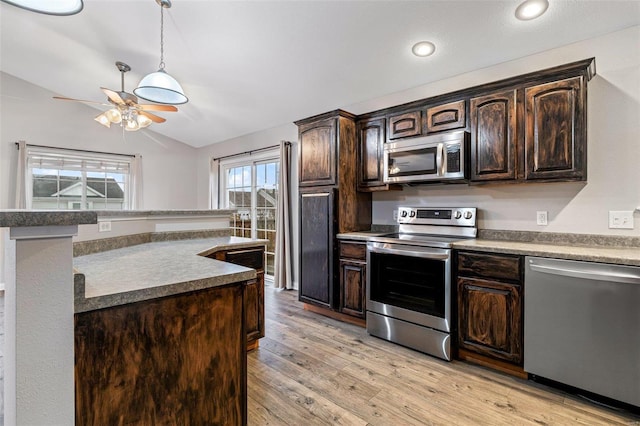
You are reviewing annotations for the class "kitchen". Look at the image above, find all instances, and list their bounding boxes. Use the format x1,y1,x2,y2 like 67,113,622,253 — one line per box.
1,1,640,425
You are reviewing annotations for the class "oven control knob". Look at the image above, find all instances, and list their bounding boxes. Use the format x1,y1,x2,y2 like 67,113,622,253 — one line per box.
454,210,462,219
409,211,416,218
463,211,473,220
400,210,408,218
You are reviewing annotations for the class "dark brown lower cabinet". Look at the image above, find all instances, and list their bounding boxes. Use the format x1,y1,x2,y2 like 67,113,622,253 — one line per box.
456,251,524,376
338,241,367,318
207,246,265,350
75,283,246,426
299,187,336,308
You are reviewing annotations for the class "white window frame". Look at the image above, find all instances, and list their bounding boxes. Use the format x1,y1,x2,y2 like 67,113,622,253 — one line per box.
25,146,134,211
218,148,280,278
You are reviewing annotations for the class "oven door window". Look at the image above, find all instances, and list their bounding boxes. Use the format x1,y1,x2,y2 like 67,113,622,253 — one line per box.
387,147,437,178
369,251,445,318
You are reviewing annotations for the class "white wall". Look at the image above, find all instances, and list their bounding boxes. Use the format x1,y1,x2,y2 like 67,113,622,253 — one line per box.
0,72,200,210
357,26,640,237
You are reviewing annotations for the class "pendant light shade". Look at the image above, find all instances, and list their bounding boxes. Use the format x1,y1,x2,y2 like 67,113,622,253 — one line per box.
1,0,83,15
134,0,188,105
135,69,188,105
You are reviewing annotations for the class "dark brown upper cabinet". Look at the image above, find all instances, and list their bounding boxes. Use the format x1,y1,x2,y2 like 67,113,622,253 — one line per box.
387,110,422,140
298,117,337,187
356,117,400,192
524,76,586,181
470,90,517,181
426,100,466,133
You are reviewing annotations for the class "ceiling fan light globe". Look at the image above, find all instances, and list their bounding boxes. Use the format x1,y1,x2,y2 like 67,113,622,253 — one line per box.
94,113,111,128
134,69,188,105
137,114,153,128
124,119,140,131
105,108,122,124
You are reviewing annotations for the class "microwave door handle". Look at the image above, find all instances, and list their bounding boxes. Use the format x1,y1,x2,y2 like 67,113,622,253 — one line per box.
436,143,444,176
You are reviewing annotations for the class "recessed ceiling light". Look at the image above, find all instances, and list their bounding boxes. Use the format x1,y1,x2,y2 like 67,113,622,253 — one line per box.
0,0,83,15
515,0,549,21
412,41,436,57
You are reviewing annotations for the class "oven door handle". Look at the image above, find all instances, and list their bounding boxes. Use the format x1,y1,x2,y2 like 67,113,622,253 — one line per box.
368,244,449,260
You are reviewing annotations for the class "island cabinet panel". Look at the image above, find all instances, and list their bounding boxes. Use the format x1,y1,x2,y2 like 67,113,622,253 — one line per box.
456,251,524,373
426,100,466,133
299,187,335,308
524,76,586,181
470,90,517,181
357,117,387,191
75,283,246,426
210,247,265,349
338,241,367,318
298,117,337,187
387,110,422,140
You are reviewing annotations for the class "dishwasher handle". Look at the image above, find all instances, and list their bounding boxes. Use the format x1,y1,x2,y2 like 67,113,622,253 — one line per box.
528,260,640,285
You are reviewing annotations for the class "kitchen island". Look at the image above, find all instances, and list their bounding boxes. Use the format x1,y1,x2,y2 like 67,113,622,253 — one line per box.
73,236,266,425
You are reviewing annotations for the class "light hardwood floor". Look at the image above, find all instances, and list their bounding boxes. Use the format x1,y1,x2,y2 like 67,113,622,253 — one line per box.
248,287,640,425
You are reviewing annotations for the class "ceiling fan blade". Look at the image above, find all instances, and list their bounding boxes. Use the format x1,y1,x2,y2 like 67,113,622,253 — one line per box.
139,110,166,123
53,96,109,106
100,87,125,105
137,104,178,112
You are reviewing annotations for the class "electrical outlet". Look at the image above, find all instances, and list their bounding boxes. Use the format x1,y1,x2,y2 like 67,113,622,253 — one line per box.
536,211,548,226
393,210,398,221
609,211,634,229
98,221,112,232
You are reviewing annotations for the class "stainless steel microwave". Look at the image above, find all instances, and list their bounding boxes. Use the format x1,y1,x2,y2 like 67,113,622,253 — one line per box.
383,131,469,183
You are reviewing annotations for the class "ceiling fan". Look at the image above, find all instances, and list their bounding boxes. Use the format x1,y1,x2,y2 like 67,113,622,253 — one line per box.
53,61,178,131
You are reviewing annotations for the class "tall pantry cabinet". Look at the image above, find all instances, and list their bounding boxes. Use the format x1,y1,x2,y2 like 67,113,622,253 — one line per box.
295,110,372,312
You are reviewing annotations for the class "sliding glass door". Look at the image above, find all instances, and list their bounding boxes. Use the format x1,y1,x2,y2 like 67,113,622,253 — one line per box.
222,154,279,277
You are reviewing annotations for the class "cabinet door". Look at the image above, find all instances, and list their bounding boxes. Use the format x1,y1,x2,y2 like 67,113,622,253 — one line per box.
426,100,466,133
357,118,386,190
525,76,586,181
339,260,366,318
470,90,517,181
457,277,523,364
299,188,335,308
299,117,337,187
387,110,422,140
244,274,264,343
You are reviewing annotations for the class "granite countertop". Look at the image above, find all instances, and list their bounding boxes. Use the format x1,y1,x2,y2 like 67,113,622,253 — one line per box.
452,239,640,267
95,209,235,218
337,229,640,267
74,236,267,313
0,210,97,227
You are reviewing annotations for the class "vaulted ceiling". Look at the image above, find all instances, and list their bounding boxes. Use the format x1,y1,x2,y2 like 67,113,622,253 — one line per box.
1,0,638,148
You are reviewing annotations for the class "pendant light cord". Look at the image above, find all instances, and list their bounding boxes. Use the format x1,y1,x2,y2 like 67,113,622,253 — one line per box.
159,3,165,71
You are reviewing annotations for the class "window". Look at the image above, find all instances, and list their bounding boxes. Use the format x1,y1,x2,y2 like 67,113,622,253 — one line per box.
221,152,279,277
25,147,135,210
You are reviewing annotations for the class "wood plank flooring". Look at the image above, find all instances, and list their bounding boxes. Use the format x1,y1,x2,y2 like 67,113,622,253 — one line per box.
248,287,640,425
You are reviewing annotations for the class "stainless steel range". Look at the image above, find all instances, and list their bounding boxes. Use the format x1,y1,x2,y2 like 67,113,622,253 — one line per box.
366,206,477,361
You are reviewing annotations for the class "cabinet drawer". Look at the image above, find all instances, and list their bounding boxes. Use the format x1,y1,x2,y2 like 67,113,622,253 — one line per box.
339,241,366,260
225,248,264,271
387,110,422,140
457,251,521,282
426,100,466,133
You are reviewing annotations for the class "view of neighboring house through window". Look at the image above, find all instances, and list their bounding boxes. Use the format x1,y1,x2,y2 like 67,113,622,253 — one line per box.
222,154,279,277
26,147,133,210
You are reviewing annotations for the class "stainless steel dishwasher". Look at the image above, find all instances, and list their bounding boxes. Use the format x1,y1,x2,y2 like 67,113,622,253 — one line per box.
524,256,640,408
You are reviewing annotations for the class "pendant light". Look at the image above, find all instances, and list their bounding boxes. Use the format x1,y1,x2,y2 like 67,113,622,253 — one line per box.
0,0,83,15
134,0,188,105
